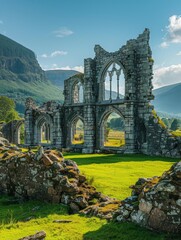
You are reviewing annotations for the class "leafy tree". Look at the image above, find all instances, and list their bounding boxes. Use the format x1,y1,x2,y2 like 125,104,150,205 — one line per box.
161,118,170,128
109,118,125,130
0,96,20,122
170,119,180,131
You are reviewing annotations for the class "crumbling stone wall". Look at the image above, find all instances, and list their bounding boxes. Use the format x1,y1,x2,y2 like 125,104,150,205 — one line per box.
2,119,24,145
0,146,118,216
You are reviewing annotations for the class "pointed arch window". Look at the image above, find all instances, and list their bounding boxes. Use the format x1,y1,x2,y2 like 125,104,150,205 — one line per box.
103,62,125,101
71,118,84,145
101,112,125,148
73,82,84,103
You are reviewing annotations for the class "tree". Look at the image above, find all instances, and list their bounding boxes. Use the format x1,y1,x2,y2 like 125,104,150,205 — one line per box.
0,96,20,122
170,119,180,131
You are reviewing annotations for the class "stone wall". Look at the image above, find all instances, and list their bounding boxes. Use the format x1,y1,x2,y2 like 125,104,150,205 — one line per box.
2,119,24,145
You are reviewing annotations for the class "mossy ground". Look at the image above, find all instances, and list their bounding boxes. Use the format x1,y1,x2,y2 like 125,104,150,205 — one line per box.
0,153,179,240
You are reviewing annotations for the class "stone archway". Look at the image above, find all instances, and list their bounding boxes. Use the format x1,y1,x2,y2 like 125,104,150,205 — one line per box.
15,121,25,144
34,114,53,145
71,118,84,145
99,108,125,149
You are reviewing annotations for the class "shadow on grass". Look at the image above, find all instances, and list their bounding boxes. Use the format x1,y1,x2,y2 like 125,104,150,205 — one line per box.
1,197,180,240
64,153,177,166
0,195,68,225
83,221,179,240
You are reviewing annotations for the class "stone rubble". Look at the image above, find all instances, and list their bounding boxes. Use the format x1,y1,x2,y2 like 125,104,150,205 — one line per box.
0,145,118,218
114,161,181,233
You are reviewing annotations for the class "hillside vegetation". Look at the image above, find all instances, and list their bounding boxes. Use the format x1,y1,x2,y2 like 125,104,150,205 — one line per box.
0,34,63,114
45,69,78,89
153,83,181,115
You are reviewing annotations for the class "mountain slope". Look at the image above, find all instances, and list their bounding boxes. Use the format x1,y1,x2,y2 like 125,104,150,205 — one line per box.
0,34,63,114
45,70,79,89
153,82,181,115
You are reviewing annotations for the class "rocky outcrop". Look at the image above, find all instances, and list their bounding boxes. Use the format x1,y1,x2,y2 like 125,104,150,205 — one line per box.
114,161,181,233
0,34,46,83
0,34,64,114
0,146,117,216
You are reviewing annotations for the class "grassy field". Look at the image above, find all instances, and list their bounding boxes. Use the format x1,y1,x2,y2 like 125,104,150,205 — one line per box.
104,130,125,147
0,153,179,240
171,129,181,137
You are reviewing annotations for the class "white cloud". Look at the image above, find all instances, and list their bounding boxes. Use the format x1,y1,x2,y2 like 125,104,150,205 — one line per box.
44,65,84,73
59,65,84,73
176,51,181,56
53,27,74,38
40,50,67,58
52,64,58,68
161,15,181,47
41,54,48,58
50,51,67,57
153,64,181,88
160,42,168,48
0,20,3,24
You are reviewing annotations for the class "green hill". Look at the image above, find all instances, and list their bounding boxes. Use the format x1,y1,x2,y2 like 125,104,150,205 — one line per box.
153,83,181,115
0,34,63,114
45,69,79,89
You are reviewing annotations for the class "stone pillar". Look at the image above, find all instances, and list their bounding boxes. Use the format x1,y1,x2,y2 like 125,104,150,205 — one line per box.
52,110,63,147
25,109,34,145
82,105,95,153
124,103,138,154
82,58,96,153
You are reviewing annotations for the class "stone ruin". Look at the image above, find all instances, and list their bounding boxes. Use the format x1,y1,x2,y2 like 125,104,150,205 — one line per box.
2,29,179,157
0,145,118,217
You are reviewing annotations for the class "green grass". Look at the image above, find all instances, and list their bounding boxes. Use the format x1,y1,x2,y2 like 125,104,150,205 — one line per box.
64,153,176,199
0,153,179,240
171,129,181,137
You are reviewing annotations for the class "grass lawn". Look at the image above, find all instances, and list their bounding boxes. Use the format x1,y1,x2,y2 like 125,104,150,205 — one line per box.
64,153,176,199
0,153,179,240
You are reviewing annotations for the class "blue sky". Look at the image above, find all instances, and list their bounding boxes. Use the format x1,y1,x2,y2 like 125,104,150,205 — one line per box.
0,0,181,88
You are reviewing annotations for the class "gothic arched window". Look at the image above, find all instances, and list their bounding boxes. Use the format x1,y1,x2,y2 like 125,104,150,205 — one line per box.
73,82,84,103
103,62,125,101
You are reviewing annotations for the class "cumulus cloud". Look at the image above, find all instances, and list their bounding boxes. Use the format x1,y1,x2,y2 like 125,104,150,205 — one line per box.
41,54,48,58
46,65,84,73
40,51,67,58
50,51,67,57
53,27,74,38
160,42,169,48
161,15,181,47
59,65,84,73
153,64,181,88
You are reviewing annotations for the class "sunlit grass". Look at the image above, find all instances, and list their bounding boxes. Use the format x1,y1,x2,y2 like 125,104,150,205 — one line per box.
64,153,176,199
171,129,181,137
104,130,125,147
